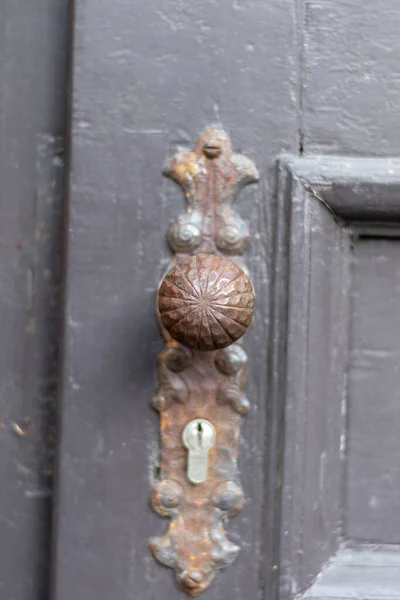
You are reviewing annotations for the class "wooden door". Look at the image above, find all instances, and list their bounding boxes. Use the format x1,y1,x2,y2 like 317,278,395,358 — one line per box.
1,1,400,600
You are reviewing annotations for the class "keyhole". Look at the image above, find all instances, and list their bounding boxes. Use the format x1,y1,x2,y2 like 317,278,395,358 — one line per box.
182,419,216,484
197,422,203,447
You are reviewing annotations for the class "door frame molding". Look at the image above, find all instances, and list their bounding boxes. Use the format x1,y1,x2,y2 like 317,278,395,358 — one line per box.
275,156,400,600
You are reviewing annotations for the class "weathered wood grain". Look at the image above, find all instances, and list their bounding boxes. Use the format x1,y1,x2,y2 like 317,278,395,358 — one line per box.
301,545,400,600
277,156,400,599
301,0,400,155
0,2,69,599
277,165,350,599
3,1,400,600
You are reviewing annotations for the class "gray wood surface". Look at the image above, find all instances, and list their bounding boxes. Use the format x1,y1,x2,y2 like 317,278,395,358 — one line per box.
2,0,400,599
283,155,400,220
53,1,299,599
346,239,400,543
302,0,400,155
0,2,68,600
277,169,350,600
301,545,400,600
278,156,400,599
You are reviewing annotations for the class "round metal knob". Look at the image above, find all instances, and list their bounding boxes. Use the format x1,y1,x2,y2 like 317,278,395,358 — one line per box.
158,253,254,351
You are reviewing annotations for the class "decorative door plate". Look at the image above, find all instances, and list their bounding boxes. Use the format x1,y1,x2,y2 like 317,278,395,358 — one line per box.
151,129,259,595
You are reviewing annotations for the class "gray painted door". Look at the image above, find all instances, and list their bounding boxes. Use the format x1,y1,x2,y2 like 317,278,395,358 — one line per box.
1,2,400,600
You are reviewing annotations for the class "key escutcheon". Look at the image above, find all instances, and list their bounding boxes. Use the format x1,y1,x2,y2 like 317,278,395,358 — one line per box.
182,419,216,485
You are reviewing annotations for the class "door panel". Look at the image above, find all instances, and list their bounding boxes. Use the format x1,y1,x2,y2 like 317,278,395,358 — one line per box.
347,239,400,543
278,156,400,599
52,1,299,599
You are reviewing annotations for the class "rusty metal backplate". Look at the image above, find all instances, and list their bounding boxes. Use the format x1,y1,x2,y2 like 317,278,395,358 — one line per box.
151,129,259,596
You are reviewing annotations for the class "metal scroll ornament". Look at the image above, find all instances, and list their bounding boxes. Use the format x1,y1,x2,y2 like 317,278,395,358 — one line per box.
151,129,259,595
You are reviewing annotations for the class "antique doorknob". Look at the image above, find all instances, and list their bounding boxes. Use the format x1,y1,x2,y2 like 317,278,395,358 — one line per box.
158,253,254,351
152,130,258,595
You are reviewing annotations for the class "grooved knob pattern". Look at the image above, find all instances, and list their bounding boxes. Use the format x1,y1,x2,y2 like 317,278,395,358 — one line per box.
158,254,254,351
